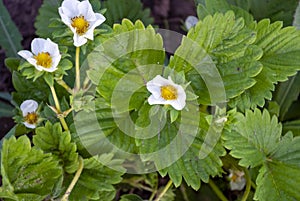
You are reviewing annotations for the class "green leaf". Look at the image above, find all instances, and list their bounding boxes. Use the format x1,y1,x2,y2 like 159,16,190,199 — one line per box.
283,120,300,136
68,154,125,201
255,134,300,200
1,136,62,200
0,99,13,118
249,0,298,26
34,0,62,38
197,0,254,25
102,0,154,27
119,194,144,201
4,58,20,72
230,20,300,110
223,109,281,168
223,109,300,201
169,11,261,105
33,122,79,174
273,72,300,121
0,0,22,57
0,188,18,200
11,71,50,105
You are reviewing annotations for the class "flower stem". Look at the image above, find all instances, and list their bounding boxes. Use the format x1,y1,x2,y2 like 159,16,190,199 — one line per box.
61,157,84,201
154,179,173,201
75,47,80,91
241,168,251,201
208,179,229,201
56,78,73,94
49,85,69,131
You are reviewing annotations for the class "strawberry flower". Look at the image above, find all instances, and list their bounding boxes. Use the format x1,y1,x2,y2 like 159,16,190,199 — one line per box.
58,0,106,47
18,38,61,72
20,100,39,129
146,75,186,110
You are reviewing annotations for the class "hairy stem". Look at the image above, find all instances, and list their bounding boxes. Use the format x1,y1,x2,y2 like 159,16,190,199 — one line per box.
154,179,173,201
241,168,251,201
75,47,80,91
49,85,69,131
56,78,73,94
208,179,229,201
61,157,84,201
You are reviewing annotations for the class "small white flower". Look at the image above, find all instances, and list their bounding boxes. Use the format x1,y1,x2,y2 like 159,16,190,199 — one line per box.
228,169,246,191
20,100,39,129
58,0,106,47
18,38,61,72
146,75,186,110
185,16,198,30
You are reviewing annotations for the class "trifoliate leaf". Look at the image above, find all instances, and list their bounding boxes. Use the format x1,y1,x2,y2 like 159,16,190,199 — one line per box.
138,109,225,190
169,11,262,105
223,109,300,200
67,154,125,201
1,136,62,200
230,20,300,110
33,122,79,174
223,109,281,168
103,0,154,27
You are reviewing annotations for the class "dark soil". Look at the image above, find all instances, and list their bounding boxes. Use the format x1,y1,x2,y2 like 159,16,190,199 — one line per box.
0,0,196,138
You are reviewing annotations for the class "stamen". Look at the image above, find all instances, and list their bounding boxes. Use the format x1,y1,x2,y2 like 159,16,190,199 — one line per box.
25,112,38,125
161,85,178,100
34,52,52,68
71,15,89,35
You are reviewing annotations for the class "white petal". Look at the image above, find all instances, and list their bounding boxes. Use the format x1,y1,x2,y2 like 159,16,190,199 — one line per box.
59,10,72,26
79,0,95,20
89,13,106,28
23,122,36,129
146,84,161,99
18,50,33,60
61,0,79,17
148,95,167,105
31,38,46,55
84,28,94,40
52,55,62,69
27,58,37,67
73,33,88,47
20,100,38,116
185,16,198,30
45,38,60,56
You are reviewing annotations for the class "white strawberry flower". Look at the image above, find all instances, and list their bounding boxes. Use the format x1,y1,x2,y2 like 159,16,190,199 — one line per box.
228,169,246,191
185,16,198,30
20,100,39,129
18,38,61,72
58,0,106,47
146,75,186,110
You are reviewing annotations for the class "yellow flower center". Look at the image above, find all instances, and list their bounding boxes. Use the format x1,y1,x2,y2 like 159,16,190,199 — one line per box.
34,52,52,68
71,15,89,35
25,112,38,125
161,85,178,100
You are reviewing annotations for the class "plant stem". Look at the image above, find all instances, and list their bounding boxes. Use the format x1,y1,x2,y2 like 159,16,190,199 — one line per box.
49,85,69,131
154,179,173,201
61,157,84,201
56,78,73,94
241,168,251,201
75,47,80,91
208,179,229,201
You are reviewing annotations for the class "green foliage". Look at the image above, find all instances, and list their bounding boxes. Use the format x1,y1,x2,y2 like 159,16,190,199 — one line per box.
33,122,79,174
230,20,300,110
102,0,154,26
0,0,22,57
170,11,261,105
0,136,62,201
249,0,298,26
67,154,125,201
223,109,300,200
0,92,13,118
34,0,63,38
120,194,144,201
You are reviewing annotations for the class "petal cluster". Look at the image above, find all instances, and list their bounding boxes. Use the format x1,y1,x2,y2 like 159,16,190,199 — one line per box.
185,16,198,30
146,75,186,110
20,100,39,129
18,38,61,72
58,0,106,47
228,169,246,191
